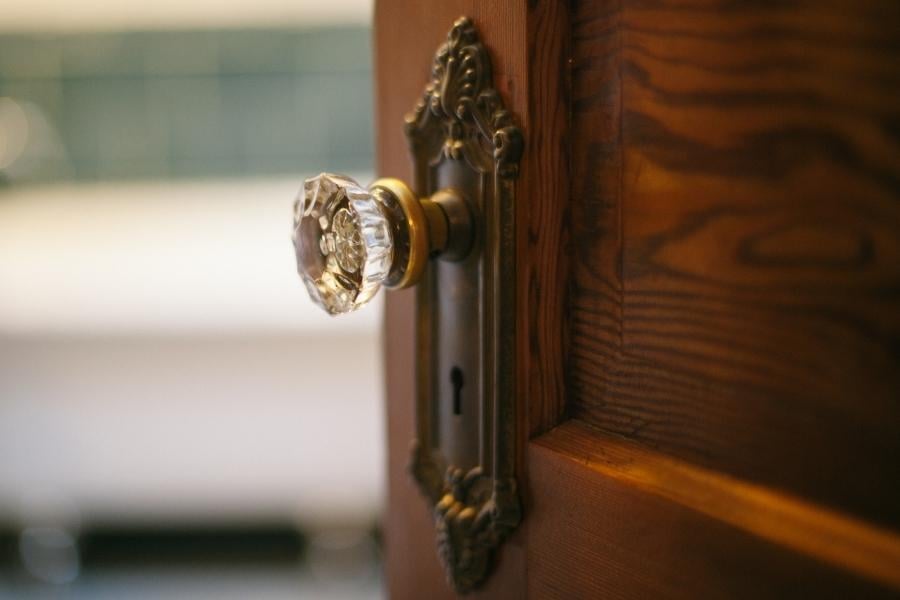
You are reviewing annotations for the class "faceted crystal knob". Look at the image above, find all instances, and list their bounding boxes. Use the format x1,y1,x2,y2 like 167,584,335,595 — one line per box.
293,174,393,315
293,173,473,315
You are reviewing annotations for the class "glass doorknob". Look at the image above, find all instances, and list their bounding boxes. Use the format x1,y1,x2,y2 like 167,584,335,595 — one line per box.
292,173,473,315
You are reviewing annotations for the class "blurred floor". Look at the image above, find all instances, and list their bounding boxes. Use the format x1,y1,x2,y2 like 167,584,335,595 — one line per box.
0,566,382,600
0,523,383,599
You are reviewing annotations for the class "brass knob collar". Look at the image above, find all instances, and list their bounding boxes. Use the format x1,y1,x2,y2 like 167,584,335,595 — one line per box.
370,177,472,290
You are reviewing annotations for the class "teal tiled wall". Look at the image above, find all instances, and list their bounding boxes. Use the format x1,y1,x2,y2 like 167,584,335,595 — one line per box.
0,27,373,184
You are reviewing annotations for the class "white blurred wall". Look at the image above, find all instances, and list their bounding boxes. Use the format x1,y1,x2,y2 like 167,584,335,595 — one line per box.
0,179,384,529
0,0,372,31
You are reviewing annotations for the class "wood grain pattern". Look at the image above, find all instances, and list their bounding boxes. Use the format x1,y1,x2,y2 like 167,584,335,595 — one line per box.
538,420,900,591
569,0,900,528
528,421,900,599
381,0,900,597
519,0,571,437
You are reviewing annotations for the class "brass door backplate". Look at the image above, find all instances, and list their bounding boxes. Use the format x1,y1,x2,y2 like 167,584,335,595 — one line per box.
405,16,523,594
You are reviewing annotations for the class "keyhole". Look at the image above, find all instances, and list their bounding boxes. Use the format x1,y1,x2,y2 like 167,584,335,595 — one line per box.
450,366,464,416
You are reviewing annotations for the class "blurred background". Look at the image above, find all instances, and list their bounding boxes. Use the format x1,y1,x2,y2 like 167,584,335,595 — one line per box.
0,0,384,598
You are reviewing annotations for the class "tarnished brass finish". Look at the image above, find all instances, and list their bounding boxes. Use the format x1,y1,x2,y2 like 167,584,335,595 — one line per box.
419,198,449,255
429,189,473,261
405,16,524,594
369,177,469,290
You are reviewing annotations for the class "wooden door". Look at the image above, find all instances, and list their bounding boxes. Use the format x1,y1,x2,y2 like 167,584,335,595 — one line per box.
377,1,900,597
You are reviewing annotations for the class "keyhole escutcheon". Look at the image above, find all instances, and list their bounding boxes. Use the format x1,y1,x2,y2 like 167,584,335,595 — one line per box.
450,366,464,416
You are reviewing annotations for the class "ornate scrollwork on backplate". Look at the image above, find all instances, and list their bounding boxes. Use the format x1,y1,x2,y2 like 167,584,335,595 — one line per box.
405,16,523,180
404,16,523,594
411,441,521,594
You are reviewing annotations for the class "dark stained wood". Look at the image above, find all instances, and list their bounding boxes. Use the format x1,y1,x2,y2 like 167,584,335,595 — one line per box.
568,0,900,528
380,0,900,597
528,421,900,599
518,0,571,437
